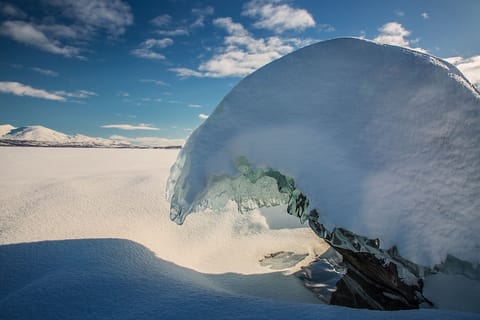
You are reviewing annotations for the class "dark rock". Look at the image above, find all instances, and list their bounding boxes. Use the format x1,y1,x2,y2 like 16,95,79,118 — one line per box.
307,213,432,310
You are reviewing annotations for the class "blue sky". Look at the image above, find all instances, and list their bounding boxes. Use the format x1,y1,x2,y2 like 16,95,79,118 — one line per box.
1,0,479,142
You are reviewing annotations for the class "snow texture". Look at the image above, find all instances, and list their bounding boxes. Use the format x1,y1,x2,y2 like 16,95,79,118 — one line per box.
167,38,480,267
1,148,478,319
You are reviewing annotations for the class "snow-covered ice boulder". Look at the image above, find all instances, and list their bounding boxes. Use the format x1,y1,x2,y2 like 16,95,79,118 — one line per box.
167,38,480,267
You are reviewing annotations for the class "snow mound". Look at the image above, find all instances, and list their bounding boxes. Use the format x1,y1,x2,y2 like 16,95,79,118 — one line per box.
167,38,480,267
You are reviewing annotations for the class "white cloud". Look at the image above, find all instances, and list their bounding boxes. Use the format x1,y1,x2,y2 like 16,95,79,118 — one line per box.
373,22,426,53
242,0,315,33
117,91,130,97
31,67,58,77
101,123,161,131
171,17,317,78
155,29,189,37
188,104,202,108
198,113,209,119
0,20,82,58
150,14,171,27
0,0,132,58
110,135,184,147
374,22,410,47
0,2,27,18
0,81,65,101
45,0,133,38
191,6,214,28
394,9,405,17
131,38,173,60
139,79,168,86
170,67,204,78
421,12,429,19
445,55,480,89
54,89,97,98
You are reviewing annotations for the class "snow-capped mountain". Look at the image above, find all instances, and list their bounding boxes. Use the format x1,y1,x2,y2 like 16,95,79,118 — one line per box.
0,125,181,148
0,124,16,137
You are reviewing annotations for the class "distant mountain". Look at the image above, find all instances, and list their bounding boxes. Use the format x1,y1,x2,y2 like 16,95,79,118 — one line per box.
0,125,182,149
0,124,16,137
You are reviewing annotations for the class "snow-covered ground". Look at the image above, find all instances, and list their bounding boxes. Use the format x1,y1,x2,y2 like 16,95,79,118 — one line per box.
1,147,478,319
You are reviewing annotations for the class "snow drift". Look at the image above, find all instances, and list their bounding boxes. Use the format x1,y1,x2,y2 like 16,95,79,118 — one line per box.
167,38,480,267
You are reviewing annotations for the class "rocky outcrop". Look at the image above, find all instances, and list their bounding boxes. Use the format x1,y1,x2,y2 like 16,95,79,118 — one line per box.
307,210,432,310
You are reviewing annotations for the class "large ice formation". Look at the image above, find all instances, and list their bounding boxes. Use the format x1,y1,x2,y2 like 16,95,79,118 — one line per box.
167,38,480,267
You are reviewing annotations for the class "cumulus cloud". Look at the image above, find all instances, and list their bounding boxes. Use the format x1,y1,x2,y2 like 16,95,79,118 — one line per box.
101,124,161,131
0,81,65,101
374,22,410,47
421,12,429,19
0,20,83,58
445,55,480,89
242,0,315,33
131,38,173,60
188,104,202,108
373,22,426,53
171,17,317,78
110,135,184,147
198,113,209,119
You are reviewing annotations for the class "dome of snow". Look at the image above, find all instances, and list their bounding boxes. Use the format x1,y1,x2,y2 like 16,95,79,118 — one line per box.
167,38,480,267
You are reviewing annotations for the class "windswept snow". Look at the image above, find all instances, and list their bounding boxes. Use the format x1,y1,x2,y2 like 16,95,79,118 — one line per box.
167,38,480,267
1,147,479,318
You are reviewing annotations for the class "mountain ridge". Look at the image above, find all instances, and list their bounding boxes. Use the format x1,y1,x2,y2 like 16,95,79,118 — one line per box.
0,124,182,149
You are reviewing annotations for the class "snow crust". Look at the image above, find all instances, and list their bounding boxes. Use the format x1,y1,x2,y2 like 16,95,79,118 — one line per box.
167,38,480,267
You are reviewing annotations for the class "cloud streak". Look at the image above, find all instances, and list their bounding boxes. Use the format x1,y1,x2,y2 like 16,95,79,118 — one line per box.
101,124,161,131
0,20,83,58
0,0,133,58
110,135,184,147
0,81,65,101
45,0,133,38
139,79,168,86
